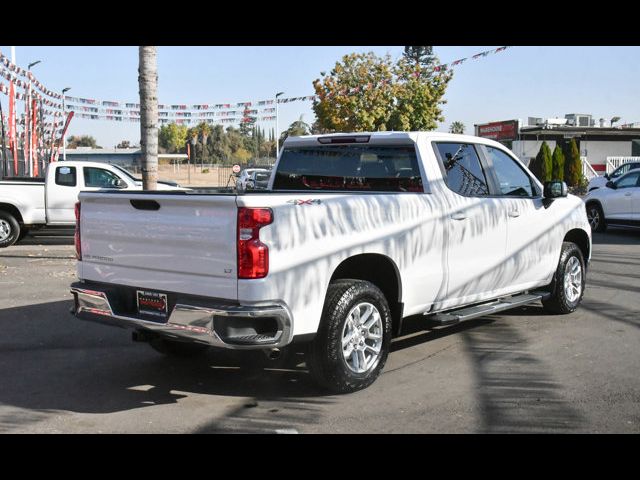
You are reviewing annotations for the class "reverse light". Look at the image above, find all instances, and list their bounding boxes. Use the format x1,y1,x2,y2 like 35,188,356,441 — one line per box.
237,207,273,279
74,201,82,260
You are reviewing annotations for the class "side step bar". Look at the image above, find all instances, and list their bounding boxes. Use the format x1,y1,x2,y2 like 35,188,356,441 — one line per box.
427,291,551,326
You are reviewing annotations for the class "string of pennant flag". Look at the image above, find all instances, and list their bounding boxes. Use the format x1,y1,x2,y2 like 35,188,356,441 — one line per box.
57,46,512,122
1,45,512,128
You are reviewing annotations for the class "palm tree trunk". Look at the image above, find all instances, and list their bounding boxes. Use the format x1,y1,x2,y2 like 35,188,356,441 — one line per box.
139,46,158,190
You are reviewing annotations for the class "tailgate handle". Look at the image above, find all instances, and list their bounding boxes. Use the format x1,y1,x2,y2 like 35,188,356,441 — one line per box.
130,199,160,211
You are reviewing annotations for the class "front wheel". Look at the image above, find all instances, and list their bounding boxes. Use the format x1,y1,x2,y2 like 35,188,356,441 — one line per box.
542,242,586,314
305,280,392,393
0,211,21,248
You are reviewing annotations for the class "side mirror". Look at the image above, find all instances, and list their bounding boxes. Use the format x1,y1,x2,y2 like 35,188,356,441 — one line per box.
605,180,617,189
543,180,568,199
604,173,610,180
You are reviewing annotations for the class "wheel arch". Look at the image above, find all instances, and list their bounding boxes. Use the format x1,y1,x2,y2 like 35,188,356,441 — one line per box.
563,228,590,265
0,203,24,224
330,253,404,336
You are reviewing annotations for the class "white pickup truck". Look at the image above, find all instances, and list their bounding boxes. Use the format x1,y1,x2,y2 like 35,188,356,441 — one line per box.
70,132,591,393
0,161,181,247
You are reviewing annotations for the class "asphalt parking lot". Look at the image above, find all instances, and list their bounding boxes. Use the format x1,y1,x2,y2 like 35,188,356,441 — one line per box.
1,230,639,433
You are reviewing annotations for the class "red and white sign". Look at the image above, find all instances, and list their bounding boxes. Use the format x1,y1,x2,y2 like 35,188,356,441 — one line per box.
477,120,519,141
232,164,241,173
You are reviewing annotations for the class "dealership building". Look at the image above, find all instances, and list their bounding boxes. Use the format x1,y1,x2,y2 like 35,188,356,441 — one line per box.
475,114,640,174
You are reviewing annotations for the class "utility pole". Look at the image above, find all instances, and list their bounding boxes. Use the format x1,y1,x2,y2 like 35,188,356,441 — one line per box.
62,87,71,161
275,91,284,158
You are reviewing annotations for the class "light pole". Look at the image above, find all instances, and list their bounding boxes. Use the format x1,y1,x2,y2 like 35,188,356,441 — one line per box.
62,87,71,161
26,60,41,177
275,91,284,158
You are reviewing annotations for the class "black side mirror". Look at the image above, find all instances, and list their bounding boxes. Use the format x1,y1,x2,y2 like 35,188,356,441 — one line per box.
604,173,610,180
605,180,617,189
543,180,568,199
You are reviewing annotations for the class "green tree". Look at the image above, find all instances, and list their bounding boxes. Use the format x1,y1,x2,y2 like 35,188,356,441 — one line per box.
67,135,101,149
280,115,311,145
449,121,465,134
312,50,452,133
551,145,565,181
312,52,397,132
564,138,582,187
530,141,553,182
158,123,188,153
233,147,252,163
403,46,436,68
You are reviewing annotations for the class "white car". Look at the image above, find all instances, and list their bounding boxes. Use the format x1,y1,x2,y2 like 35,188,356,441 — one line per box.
587,161,640,192
236,168,269,190
0,161,182,247
584,168,640,232
71,132,591,393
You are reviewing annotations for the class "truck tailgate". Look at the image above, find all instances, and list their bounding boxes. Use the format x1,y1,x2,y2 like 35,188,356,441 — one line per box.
78,192,238,300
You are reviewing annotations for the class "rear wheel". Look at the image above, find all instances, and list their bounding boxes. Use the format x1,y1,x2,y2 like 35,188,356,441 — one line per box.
586,203,606,232
542,242,586,314
305,280,392,393
0,211,21,248
149,338,210,357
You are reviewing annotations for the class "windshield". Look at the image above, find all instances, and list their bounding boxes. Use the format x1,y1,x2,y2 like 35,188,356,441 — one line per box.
111,164,139,182
273,144,423,192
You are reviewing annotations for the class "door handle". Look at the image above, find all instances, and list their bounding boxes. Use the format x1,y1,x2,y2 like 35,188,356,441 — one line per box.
624,192,632,196
451,212,467,221
508,210,521,218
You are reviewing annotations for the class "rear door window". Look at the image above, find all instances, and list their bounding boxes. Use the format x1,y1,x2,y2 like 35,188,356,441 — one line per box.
55,166,77,187
433,143,489,196
272,145,423,192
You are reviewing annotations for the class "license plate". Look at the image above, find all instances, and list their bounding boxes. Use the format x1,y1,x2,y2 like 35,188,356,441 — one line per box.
137,290,168,320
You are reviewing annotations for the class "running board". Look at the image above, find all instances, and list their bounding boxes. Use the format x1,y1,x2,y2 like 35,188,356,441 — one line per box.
427,291,550,326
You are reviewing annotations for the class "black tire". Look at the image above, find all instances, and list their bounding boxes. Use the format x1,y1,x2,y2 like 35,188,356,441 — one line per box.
305,279,392,394
17,227,29,242
0,211,21,248
149,338,210,357
542,242,586,314
586,202,606,233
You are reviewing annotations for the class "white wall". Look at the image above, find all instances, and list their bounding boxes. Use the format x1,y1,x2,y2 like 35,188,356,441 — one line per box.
512,139,632,167
580,141,631,166
512,140,556,166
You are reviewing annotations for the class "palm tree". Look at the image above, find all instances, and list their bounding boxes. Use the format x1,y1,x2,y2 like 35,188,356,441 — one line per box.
449,121,465,134
139,46,158,190
197,122,212,171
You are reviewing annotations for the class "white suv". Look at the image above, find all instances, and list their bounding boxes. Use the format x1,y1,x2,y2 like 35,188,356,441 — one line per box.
584,168,640,232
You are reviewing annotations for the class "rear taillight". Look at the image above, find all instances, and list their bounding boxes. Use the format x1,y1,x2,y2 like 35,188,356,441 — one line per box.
237,207,273,279
74,202,82,260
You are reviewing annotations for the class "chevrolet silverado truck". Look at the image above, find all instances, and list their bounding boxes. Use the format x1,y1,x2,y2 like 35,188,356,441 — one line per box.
0,161,181,247
70,132,591,393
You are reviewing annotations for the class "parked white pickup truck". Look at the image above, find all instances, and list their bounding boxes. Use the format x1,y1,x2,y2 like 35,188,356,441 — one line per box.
0,161,181,247
71,132,591,393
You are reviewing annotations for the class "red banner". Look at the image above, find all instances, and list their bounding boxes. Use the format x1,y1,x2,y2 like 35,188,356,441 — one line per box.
8,82,17,173
477,120,519,141
31,98,38,176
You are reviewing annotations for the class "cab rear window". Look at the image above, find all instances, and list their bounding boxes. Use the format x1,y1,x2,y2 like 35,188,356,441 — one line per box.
272,145,423,192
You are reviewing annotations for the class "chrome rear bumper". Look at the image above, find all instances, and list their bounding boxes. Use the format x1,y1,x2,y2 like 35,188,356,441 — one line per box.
70,283,292,349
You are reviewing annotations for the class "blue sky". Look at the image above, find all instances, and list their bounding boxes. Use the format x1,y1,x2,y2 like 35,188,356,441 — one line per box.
1,45,639,148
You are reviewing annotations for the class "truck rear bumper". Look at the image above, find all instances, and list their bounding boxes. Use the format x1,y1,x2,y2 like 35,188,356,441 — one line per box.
70,282,293,349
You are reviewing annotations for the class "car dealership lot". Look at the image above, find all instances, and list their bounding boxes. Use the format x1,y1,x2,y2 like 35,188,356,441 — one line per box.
1,231,639,433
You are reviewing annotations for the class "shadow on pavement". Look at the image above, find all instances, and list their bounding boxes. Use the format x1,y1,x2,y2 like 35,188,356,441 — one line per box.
460,318,583,433
16,235,74,247
592,229,640,246
0,299,332,433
